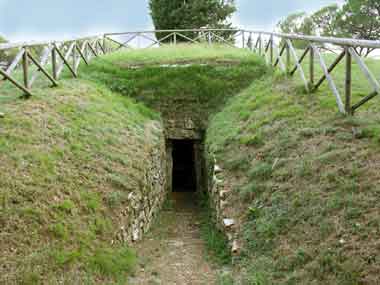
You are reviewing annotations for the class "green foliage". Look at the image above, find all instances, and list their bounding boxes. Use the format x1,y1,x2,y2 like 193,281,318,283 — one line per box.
278,0,380,56
149,0,236,42
310,4,340,36
277,12,315,49
335,0,380,56
0,35,18,63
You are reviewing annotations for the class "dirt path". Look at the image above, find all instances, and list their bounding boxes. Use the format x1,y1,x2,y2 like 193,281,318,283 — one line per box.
128,192,219,285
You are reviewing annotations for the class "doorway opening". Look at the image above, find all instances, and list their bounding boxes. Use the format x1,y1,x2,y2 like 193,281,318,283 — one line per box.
171,140,197,193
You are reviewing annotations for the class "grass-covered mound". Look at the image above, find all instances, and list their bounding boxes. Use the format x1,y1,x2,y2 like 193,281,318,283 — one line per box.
0,44,268,283
78,44,268,126
206,73,380,284
0,79,162,284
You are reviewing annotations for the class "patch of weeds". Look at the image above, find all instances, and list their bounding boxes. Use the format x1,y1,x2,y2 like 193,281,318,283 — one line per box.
18,207,43,224
239,132,264,147
19,272,40,285
90,216,112,236
249,162,273,181
81,191,102,213
105,191,129,208
218,272,234,285
54,200,75,214
87,246,136,280
289,248,313,271
224,154,250,172
239,182,267,202
245,257,274,285
49,223,68,240
162,197,174,210
200,213,231,265
52,249,82,267
335,132,353,142
107,173,131,191
296,159,313,178
299,128,321,138
199,194,231,265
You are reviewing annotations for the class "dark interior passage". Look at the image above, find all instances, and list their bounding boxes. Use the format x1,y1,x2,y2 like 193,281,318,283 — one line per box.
172,140,197,192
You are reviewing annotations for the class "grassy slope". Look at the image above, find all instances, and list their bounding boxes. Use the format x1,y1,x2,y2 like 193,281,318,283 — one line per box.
77,44,268,127
0,45,267,284
0,80,161,284
207,67,380,284
3,43,380,284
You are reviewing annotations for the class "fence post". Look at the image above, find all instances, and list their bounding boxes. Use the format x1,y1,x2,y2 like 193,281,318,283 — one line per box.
22,47,30,92
73,42,78,74
309,45,314,89
286,40,290,74
103,35,107,53
248,32,252,51
242,30,245,49
208,32,212,45
52,45,58,80
345,47,352,115
174,32,177,45
259,34,262,56
270,35,274,65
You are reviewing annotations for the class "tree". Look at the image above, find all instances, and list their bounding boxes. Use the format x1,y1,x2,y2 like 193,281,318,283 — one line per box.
310,4,340,37
0,35,9,63
149,0,236,42
277,12,315,49
334,0,380,56
0,36,19,66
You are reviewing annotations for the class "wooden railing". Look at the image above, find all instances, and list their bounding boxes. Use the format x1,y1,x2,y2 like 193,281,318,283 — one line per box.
0,35,109,97
1,28,380,114
243,30,380,115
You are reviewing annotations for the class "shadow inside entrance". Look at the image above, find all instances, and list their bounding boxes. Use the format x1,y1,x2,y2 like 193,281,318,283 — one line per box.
171,140,197,193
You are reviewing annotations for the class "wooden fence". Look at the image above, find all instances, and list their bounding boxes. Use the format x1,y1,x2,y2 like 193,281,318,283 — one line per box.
0,35,108,97
243,31,380,115
1,28,380,115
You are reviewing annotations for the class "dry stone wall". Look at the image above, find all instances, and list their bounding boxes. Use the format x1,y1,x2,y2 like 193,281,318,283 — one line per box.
117,132,168,244
207,154,239,255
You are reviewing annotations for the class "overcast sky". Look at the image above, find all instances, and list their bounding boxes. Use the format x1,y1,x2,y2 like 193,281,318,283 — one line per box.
0,0,343,42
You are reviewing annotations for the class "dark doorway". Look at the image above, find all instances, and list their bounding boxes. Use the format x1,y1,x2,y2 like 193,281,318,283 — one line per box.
171,140,197,192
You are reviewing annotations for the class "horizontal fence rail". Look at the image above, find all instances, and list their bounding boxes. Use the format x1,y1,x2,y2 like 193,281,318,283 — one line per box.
1,28,380,114
243,30,380,115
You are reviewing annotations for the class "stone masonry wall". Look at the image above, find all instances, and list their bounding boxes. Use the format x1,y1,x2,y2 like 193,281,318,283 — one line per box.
117,133,168,244
207,153,239,255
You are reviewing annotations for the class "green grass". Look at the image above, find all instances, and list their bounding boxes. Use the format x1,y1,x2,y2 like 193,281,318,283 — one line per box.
77,44,268,126
291,48,380,114
199,193,232,266
206,72,380,284
0,44,267,283
2,43,380,284
0,79,162,283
